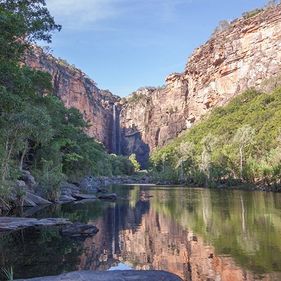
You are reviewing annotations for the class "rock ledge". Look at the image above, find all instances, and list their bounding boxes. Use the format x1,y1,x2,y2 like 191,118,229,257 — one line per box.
16,270,183,281
0,217,71,232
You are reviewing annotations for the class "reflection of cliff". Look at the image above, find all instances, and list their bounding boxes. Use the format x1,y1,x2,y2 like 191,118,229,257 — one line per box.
3,189,280,280
116,208,280,281
76,192,281,281
77,200,150,271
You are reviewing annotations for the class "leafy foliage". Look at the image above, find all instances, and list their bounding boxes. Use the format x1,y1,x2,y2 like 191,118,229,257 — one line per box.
151,87,281,189
129,154,141,172
0,0,133,204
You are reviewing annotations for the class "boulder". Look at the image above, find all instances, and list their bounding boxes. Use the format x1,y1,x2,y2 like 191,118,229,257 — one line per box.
16,180,27,188
20,170,36,188
60,182,80,196
22,197,37,207
98,193,117,201
79,177,99,192
25,192,51,205
60,223,99,238
15,270,183,281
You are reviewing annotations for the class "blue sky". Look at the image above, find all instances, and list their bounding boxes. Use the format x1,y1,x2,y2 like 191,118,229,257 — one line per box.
45,0,268,97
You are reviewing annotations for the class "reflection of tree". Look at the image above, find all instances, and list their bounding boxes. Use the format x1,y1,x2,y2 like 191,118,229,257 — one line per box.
151,188,281,274
33,200,105,223
0,228,83,280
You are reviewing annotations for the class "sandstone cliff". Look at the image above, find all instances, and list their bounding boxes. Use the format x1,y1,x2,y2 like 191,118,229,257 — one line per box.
26,5,281,165
25,47,120,153
120,5,281,165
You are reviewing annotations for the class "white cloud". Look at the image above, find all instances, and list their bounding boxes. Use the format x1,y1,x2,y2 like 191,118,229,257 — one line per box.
45,0,193,30
46,0,120,29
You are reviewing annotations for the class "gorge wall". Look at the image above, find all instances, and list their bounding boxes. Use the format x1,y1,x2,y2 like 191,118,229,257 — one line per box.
120,4,281,165
25,47,120,153
27,4,281,166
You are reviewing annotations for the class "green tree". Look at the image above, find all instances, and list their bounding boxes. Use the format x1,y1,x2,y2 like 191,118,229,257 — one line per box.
200,134,216,186
129,154,141,172
176,141,195,181
233,125,255,180
0,0,60,203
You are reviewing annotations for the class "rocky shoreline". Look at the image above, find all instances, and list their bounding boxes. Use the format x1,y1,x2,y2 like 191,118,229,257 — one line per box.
2,171,280,213
1,172,132,212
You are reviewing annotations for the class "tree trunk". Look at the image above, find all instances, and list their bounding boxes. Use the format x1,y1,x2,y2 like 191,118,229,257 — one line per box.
1,138,14,182
19,141,28,171
239,146,243,180
180,161,184,181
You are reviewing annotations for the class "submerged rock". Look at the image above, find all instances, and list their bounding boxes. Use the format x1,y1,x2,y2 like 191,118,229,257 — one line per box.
60,222,99,238
16,270,183,281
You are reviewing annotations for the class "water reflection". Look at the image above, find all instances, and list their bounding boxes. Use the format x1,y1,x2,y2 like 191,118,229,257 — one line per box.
0,186,280,281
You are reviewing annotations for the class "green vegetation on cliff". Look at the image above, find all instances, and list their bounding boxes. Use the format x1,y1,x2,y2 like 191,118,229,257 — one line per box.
151,87,281,190
0,0,134,204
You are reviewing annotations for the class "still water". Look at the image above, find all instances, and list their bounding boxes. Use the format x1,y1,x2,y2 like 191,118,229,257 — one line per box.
0,185,281,281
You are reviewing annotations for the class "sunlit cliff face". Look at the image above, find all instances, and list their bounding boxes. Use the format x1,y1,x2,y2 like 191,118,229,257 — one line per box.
26,5,281,165
25,47,120,153
120,5,281,164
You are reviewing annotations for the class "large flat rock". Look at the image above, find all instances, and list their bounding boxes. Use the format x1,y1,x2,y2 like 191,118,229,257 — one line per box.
16,270,182,281
0,217,71,232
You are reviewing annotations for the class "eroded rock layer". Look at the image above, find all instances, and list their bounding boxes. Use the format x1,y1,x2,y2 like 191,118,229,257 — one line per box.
120,5,281,165
26,5,281,164
25,47,120,152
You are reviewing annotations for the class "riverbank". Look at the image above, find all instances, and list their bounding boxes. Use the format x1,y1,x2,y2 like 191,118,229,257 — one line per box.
81,174,281,192
2,171,280,214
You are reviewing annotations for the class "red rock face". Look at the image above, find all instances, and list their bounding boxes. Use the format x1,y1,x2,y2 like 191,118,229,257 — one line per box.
25,5,281,164
25,47,120,152
120,5,281,164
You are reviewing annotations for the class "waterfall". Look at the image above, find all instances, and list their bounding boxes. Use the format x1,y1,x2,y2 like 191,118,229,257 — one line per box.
112,104,120,154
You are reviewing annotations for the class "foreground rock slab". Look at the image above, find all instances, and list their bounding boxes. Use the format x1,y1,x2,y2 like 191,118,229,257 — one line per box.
16,270,183,281
0,217,71,232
